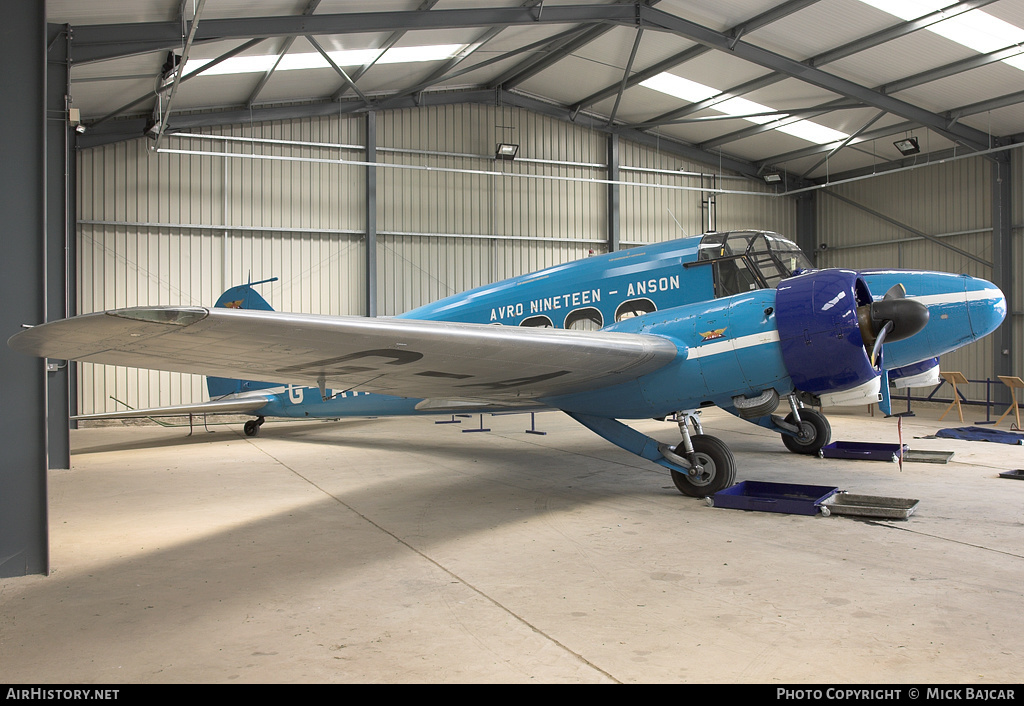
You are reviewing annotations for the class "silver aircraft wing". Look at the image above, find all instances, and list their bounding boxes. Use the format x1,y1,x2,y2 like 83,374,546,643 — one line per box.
9,307,679,403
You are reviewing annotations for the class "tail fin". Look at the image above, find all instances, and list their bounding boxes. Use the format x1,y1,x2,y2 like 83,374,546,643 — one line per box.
207,278,279,399
213,277,277,311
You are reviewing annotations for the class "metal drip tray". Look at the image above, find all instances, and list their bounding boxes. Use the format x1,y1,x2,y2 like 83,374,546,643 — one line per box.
820,493,920,519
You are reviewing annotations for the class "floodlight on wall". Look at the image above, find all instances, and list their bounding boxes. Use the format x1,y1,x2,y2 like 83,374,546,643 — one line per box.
495,143,519,160
762,171,783,184
893,137,920,156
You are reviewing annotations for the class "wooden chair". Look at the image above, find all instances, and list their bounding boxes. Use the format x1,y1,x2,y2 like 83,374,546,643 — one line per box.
995,376,1024,430
938,371,968,423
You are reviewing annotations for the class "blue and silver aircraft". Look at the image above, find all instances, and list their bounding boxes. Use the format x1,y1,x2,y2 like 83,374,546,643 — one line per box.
8,230,1006,496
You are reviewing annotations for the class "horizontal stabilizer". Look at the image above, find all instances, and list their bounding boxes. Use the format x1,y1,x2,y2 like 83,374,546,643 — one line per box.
71,396,270,421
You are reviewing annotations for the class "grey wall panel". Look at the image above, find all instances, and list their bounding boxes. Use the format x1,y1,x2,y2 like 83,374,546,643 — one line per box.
618,139,795,245
375,104,609,315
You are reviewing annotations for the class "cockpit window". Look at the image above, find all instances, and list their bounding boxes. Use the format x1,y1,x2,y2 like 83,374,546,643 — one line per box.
697,231,813,298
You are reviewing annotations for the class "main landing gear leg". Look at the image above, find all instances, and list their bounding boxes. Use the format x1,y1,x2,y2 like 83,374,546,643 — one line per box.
243,416,265,437
775,395,831,455
566,411,737,498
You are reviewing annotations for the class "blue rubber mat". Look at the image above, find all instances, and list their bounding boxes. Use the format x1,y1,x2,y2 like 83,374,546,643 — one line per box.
935,427,1024,445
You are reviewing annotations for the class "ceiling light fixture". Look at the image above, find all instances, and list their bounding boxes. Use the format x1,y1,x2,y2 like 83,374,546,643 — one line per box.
762,172,783,184
894,137,921,156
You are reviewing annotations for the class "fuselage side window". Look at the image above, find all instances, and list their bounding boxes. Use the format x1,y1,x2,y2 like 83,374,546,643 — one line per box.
615,298,657,322
565,307,604,331
520,315,553,328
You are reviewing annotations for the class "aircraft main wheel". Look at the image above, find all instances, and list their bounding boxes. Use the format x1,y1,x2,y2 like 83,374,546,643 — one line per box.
243,419,260,437
781,409,831,455
670,434,737,498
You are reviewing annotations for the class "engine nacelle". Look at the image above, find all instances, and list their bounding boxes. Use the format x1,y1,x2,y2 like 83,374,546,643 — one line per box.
775,270,880,406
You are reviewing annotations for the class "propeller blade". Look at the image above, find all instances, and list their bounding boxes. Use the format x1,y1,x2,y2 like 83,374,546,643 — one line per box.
883,283,906,300
870,320,893,367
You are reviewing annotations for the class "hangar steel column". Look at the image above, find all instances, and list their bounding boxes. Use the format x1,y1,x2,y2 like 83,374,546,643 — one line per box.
366,111,378,317
991,152,1014,388
0,3,48,577
46,23,73,469
795,191,818,266
607,134,620,252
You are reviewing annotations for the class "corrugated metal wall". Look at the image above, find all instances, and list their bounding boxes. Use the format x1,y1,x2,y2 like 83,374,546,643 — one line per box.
618,140,795,244
376,104,608,313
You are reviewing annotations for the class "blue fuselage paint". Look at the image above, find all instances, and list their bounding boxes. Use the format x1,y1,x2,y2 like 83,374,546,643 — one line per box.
218,234,1005,422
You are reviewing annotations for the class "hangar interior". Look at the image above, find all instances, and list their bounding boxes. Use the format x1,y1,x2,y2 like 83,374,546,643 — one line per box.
1,0,1022,683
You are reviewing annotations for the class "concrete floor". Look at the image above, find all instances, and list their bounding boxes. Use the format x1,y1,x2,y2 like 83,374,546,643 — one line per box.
2,403,1023,684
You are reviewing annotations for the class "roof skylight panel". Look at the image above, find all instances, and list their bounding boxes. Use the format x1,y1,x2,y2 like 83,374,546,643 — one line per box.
858,0,1024,71
185,44,466,77
639,75,850,145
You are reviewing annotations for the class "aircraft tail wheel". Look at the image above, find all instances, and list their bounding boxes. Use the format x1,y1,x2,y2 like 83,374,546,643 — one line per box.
670,434,737,498
781,409,831,455
243,419,261,437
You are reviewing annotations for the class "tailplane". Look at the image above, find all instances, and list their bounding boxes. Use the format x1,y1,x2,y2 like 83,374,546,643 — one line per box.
208,278,280,398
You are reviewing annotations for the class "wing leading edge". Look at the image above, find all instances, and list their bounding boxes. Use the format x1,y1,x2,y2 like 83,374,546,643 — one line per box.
10,307,680,403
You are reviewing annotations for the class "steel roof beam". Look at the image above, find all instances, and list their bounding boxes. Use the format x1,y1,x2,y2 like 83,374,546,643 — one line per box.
331,0,445,102
715,43,1024,157
757,98,1024,181
150,0,206,149
635,3,993,151
633,0,998,134
760,86,1024,172
69,5,637,64
90,37,267,128
797,109,887,180
246,0,324,107
487,0,657,91
570,0,823,114
372,25,592,112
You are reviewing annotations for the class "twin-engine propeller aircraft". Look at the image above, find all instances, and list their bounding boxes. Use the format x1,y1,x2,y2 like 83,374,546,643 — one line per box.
9,231,1006,496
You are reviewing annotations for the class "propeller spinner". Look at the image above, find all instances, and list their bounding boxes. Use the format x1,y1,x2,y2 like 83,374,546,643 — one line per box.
857,284,930,366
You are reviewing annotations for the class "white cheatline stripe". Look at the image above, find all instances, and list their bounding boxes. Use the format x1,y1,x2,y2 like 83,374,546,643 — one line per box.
686,330,780,360
910,289,1004,307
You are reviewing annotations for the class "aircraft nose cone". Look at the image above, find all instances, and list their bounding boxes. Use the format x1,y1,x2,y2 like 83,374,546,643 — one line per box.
966,279,1007,338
